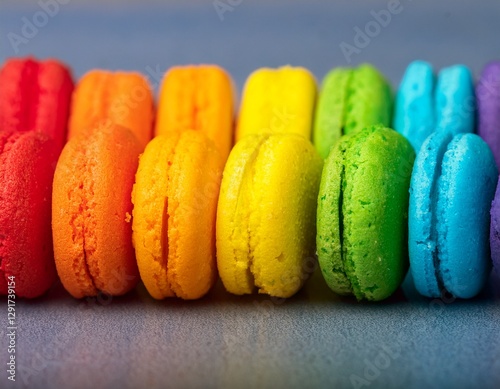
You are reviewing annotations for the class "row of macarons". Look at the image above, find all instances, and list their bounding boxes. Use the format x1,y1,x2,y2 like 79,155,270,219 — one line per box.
0,57,499,302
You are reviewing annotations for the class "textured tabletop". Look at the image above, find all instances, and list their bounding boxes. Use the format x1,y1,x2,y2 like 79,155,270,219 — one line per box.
1,1,500,388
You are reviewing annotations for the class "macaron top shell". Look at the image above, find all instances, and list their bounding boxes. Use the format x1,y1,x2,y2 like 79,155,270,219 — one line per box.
236,66,316,141
0,57,74,150
477,61,500,168
217,133,323,298
313,64,392,159
52,125,141,298
0,131,58,298
409,131,497,298
317,125,415,301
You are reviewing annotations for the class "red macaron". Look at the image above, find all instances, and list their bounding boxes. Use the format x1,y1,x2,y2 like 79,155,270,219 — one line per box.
0,130,58,298
0,57,74,151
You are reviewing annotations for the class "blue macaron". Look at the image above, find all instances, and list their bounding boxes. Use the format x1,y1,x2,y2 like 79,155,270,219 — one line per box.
409,130,498,299
393,61,475,152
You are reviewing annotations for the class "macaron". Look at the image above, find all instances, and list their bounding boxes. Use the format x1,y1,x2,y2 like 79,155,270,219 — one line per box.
476,61,500,168
409,131,497,299
236,66,316,141
0,57,74,150
52,124,141,298
155,65,234,161
490,179,500,273
317,125,415,301
393,61,475,152
68,70,154,149
313,64,392,159
217,133,323,298
0,131,58,298
132,131,224,300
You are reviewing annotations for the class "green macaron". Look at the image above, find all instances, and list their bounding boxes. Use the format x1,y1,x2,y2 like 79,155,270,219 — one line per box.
313,64,392,159
317,125,415,301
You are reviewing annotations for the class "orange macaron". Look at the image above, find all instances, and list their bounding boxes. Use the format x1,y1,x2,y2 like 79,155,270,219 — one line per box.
155,65,234,160
68,70,154,149
132,130,224,299
52,124,141,298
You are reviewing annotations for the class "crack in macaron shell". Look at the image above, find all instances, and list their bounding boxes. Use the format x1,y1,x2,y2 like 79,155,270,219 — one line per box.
132,135,178,299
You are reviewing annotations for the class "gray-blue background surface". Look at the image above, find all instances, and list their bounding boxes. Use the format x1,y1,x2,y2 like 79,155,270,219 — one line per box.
1,1,500,388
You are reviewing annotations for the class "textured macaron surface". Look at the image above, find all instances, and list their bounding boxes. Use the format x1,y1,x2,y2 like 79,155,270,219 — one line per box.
52,125,141,298
236,66,316,141
0,131,58,298
132,131,223,300
409,131,497,298
393,61,474,152
435,65,475,135
393,61,435,152
0,57,74,150
217,133,323,298
313,64,392,159
490,178,500,272
477,61,500,168
317,125,415,301
68,70,154,148
155,65,234,160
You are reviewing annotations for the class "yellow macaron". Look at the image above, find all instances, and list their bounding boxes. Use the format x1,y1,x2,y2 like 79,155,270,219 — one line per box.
236,66,317,141
216,133,323,298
